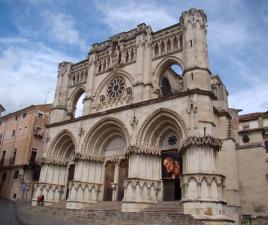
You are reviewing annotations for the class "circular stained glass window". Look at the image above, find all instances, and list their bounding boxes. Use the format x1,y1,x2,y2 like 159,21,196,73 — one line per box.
107,76,126,99
168,135,177,146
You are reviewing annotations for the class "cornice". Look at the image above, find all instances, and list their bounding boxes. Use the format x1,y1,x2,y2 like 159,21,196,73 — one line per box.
48,88,216,128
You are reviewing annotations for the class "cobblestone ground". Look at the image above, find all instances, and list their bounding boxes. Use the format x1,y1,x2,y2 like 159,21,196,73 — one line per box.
0,198,20,225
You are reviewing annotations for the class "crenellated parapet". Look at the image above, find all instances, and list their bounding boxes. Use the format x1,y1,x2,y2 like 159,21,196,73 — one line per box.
180,8,207,28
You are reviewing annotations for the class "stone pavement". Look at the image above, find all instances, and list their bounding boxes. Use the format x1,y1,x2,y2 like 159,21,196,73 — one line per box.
0,198,20,225
15,203,86,225
17,201,204,225
0,199,204,225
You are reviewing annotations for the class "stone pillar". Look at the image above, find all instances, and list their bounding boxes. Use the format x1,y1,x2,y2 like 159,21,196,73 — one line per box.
122,146,161,212
112,161,120,201
181,136,234,224
180,8,211,91
50,62,73,123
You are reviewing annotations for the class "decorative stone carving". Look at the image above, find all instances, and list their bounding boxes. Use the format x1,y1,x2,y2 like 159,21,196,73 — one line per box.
181,174,225,202
127,145,161,156
73,152,105,162
39,157,68,166
32,182,65,205
181,136,222,151
123,178,161,202
67,181,102,204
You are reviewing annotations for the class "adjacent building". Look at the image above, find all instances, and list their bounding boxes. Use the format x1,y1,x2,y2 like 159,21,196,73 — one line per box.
0,104,51,201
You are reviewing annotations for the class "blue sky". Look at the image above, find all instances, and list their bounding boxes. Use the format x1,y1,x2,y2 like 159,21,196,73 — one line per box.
0,0,267,115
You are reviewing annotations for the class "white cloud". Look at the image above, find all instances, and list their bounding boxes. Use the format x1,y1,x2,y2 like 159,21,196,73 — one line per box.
42,11,86,49
208,20,248,50
229,81,268,114
0,38,76,114
95,1,176,32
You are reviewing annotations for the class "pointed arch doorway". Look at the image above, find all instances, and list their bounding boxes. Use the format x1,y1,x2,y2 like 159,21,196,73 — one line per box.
103,136,128,201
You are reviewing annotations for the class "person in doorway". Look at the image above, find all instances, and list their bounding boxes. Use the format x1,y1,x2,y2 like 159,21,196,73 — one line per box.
40,194,44,206
37,194,41,206
163,156,181,179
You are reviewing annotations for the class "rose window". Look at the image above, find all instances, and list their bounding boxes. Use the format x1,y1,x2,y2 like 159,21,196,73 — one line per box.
168,135,177,146
107,76,126,98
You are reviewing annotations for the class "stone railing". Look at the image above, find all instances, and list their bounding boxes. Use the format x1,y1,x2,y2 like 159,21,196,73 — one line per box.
32,182,65,206
181,173,225,202
66,181,103,209
123,178,161,203
127,145,161,156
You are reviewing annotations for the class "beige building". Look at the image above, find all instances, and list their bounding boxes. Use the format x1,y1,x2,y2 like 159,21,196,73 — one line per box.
0,104,51,201
31,8,267,225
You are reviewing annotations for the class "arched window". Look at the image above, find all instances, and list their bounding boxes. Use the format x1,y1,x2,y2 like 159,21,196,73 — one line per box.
159,63,183,97
74,92,85,118
161,77,171,96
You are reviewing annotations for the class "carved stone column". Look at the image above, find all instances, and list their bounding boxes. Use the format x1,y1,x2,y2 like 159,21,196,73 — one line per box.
180,136,234,224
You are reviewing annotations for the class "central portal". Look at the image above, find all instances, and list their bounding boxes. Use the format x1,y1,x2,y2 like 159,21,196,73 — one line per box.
103,136,128,201
162,150,182,201
103,159,128,201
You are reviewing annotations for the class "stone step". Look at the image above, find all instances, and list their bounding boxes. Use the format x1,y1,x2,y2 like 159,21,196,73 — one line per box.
27,202,203,225
143,201,183,212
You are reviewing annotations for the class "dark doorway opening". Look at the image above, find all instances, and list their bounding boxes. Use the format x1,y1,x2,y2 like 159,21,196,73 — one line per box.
117,159,128,201
103,162,115,201
162,150,182,201
66,164,75,200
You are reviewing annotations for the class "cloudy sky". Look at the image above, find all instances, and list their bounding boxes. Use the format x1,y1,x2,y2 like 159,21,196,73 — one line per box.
0,0,267,115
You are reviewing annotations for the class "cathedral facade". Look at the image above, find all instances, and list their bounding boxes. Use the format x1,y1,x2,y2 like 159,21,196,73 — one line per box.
32,8,268,225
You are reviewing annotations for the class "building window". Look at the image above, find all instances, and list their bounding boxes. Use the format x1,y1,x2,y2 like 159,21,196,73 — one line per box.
32,166,41,181
22,113,27,118
13,170,19,179
14,115,19,122
161,77,172,96
11,130,16,137
37,112,44,119
107,76,126,99
168,135,177,146
0,121,2,126
265,141,268,153
33,127,43,138
0,151,6,165
0,134,2,144
242,135,250,143
30,149,37,163
10,149,17,164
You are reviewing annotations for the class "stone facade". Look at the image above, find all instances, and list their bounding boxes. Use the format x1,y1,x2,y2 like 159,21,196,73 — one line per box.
0,104,51,201
31,8,267,225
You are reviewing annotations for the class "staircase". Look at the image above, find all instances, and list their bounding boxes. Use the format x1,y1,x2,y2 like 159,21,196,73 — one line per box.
30,201,204,225
143,201,183,213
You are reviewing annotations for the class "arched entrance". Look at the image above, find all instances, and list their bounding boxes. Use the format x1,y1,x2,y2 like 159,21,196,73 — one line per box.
82,118,130,202
44,130,76,203
103,136,128,201
137,108,187,202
